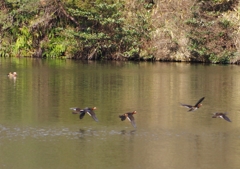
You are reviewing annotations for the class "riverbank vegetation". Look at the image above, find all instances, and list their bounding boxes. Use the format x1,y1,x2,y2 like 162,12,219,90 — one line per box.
0,0,239,63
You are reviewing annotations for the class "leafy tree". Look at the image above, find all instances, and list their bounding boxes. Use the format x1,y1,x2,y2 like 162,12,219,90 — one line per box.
0,0,152,60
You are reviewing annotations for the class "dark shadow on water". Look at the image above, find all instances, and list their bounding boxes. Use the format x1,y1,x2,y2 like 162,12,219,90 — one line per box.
78,128,97,139
121,129,137,135
78,128,85,139
79,128,85,134
130,130,137,135
121,130,127,135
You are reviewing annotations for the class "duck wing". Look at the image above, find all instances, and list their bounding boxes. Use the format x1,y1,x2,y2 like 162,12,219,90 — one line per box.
212,113,218,118
127,114,136,128
194,97,205,107
180,103,193,108
222,114,231,122
85,109,98,122
119,114,127,121
79,111,86,119
70,107,81,111
70,107,81,114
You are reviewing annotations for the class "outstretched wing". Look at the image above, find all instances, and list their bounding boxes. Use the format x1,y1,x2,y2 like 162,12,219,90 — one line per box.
90,111,99,122
70,107,81,111
223,114,231,122
70,107,81,114
127,114,136,128
212,113,217,118
180,103,193,108
79,112,86,119
194,97,205,107
85,110,98,122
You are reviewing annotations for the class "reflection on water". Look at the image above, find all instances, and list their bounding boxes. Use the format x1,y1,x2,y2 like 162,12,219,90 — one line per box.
0,124,162,142
0,123,239,169
0,59,240,169
120,130,136,135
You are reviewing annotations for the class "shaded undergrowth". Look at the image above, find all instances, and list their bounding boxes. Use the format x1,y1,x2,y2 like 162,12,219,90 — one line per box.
0,0,240,63
186,0,238,63
0,0,152,60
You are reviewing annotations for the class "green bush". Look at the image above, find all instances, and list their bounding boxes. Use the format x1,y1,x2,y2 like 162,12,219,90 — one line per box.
0,0,152,59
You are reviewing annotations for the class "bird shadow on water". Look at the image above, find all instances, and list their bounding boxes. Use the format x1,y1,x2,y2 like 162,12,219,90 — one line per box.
77,128,137,140
121,129,137,135
78,128,97,139
79,128,85,135
77,129,85,140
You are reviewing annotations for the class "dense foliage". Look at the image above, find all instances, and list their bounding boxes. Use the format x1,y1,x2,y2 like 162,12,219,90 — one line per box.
186,0,238,63
0,0,240,63
0,0,153,60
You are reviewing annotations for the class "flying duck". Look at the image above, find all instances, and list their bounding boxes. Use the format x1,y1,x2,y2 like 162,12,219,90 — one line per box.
119,111,137,128
212,112,231,122
180,97,205,112
70,107,98,122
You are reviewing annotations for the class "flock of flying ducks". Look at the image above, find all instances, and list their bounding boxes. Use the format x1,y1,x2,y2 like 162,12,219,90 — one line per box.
70,97,231,129
7,71,138,127
70,107,137,127
180,97,231,122
7,72,231,126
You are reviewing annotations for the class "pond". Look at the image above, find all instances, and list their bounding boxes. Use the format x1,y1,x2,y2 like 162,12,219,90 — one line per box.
0,58,240,169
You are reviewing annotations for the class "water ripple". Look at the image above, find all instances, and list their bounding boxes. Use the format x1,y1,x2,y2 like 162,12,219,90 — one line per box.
0,124,236,142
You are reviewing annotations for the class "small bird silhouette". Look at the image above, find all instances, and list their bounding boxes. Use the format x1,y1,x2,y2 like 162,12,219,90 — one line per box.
212,112,231,122
70,107,98,122
119,111,137,128
180,97,205,112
